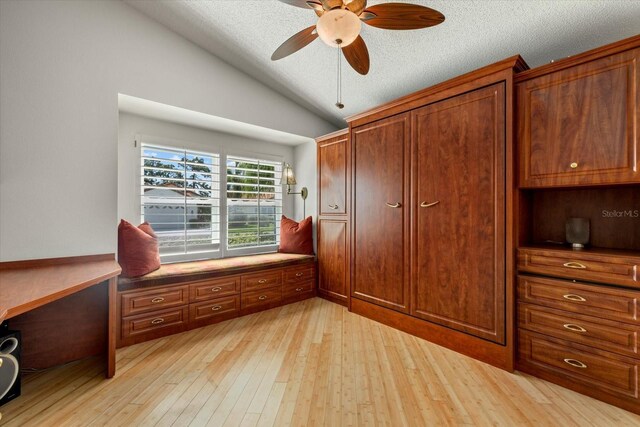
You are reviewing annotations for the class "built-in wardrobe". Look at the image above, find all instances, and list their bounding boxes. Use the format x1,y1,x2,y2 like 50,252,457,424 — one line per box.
316,34,640,414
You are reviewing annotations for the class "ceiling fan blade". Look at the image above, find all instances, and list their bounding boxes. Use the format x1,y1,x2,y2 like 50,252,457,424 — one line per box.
362,3,445,30
345,0,367,16
342,35,370,75
320,0,343,10
271,26,318,61
277,0,317,9
306,1,325,16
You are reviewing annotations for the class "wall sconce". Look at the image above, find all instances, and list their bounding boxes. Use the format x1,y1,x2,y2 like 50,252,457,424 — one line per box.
281,162,308,217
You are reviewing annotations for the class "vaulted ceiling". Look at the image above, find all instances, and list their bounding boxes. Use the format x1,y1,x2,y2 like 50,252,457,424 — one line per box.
126,0,640,128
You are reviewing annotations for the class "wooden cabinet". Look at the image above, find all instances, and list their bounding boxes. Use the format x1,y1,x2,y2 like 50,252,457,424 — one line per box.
317,219,349,304
118,259,316,347
411,83,506,343
352,113,411,313
518,47,639,187
318,131,349,216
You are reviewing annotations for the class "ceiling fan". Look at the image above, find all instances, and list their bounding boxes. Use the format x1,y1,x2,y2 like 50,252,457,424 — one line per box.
271,1,446,76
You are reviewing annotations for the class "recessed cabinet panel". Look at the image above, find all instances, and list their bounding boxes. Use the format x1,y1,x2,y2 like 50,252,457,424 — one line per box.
411,83,506,344
519,48,639,187
352,113,411,312
319,134,349,215
318,219,348,302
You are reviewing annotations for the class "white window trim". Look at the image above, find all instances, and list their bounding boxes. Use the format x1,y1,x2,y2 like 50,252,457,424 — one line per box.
136,135,284,263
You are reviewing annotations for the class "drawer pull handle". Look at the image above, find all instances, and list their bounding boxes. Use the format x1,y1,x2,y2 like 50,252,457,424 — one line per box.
151,297,165,304
570,162,578,169
328,204,339,210
295,272,304,277
420,201,440,208
563,358,587,369
211,305,222,311
258,295,268,301
563,323,587,333
258,279,267,284
386,202,401,208
563,293,586,302
211,287,222,292
151,318,164,325
563,262,586,269
296,287,303,292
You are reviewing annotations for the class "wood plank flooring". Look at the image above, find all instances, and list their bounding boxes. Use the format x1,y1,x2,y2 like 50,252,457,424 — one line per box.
2,297,639,426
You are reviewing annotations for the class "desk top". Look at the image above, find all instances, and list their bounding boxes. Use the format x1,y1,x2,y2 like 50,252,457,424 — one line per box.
0,254,121,323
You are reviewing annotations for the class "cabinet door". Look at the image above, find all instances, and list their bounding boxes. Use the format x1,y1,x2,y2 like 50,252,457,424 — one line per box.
519,48,639,187
318,218,348,303
411,84,506,343
318,134,348,215
352,113,410,312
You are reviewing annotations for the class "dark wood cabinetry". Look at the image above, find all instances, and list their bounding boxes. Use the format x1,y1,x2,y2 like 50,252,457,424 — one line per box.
518,47,639,188
411,83,506,343
352,114,411,313
316,130,350,306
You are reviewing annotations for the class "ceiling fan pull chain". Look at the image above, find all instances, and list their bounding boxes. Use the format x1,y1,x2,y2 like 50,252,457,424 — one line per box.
336,42,344,109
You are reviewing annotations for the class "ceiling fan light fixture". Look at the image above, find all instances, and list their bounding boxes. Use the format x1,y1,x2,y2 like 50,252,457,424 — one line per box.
316,9,361,48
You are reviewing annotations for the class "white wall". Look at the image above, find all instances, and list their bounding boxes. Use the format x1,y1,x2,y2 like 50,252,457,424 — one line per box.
118,112,296,224
0,0,335,261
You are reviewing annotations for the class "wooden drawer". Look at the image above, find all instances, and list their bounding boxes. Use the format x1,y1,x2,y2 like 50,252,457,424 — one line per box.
122,306,188,340
517,275,640,325
241,288,282,310
121,285,189,317
189,295,240,323
518,303,640,358
241,270,282,293
284,265,315,285
518,331,639,401
518,247,639,288
283,281,314,299
189,276,240,302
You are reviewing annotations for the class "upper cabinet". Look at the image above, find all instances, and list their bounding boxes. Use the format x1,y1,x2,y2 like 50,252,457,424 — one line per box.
518,47,639,188
318,130,349,216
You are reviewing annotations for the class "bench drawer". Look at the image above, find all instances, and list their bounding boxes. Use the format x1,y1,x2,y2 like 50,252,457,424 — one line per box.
518,331,639,401
518,247,639,288
241,270,282,293
241,288,282,310
122,306,188,340
517,275,640,325
190,295,240,323
190,276,240,302
121,285,189,317
518,303,640,358
283,281,314,299
284,266,315,284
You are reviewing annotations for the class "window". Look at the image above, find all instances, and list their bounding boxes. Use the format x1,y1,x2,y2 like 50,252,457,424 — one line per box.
141,144,221,259
140,143,283,261
226,156,282,251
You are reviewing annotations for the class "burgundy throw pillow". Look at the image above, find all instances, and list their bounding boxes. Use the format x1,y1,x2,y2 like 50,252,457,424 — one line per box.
118,219,161,278
279,215,314,255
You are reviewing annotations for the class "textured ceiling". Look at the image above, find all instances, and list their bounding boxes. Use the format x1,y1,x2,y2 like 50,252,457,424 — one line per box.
125,0,640,128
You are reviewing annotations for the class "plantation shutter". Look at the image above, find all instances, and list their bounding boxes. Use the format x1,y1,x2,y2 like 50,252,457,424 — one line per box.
141,144,221,257
226,155,282,250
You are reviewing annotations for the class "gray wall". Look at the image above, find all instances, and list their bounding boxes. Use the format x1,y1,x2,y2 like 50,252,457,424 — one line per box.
0,0,335,261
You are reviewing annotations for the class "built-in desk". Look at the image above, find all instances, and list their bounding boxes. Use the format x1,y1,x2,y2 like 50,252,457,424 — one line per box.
0,254,121,378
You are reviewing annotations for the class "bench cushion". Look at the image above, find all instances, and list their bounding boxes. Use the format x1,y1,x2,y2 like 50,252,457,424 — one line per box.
118,252,315,290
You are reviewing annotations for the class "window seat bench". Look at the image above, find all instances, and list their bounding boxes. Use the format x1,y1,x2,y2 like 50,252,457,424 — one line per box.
117,253,316,347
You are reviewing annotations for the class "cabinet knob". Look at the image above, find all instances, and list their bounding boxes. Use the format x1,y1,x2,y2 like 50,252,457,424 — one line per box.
420,201,440,208
570,162,578,169
151,297,165,304
385,202,401,208
296,287,303,292
563,261,586,269
211,287,222,292
328,204,339,210
563,323,587,333
151,318,165,325
563,358,587,369
258,279,267,284
211,305,222,311
563,293,586,302
258,295,268,300
295,272,304,277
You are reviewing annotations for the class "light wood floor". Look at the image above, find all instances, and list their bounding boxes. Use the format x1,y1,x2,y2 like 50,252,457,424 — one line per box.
2,297,639,426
